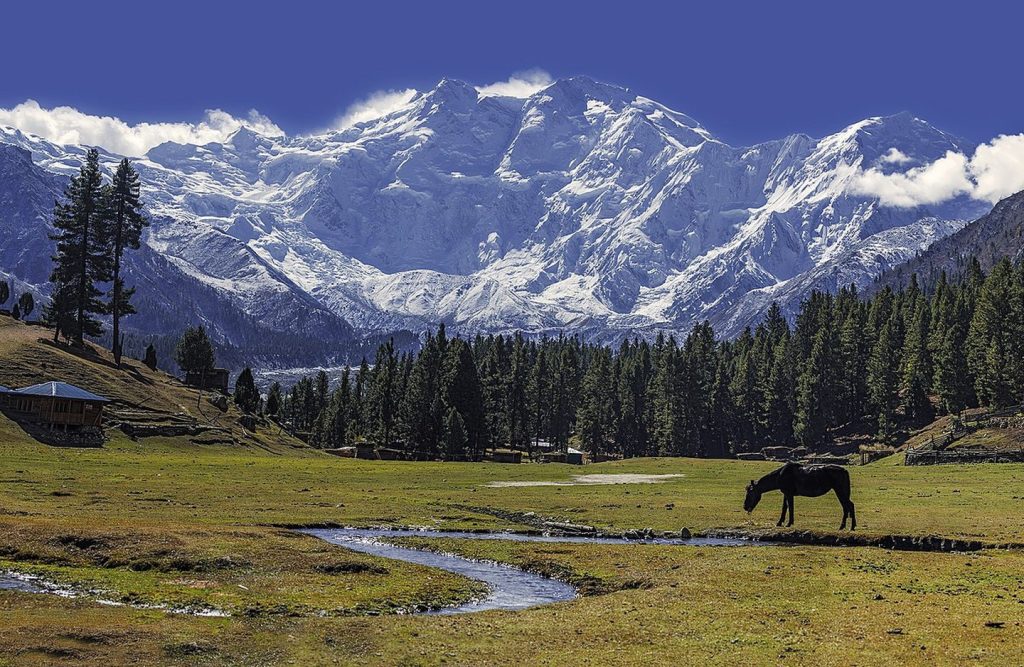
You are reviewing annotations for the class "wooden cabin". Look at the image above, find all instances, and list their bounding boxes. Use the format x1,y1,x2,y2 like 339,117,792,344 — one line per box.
184,368,230,394
1,381,110,429
489,449,524,464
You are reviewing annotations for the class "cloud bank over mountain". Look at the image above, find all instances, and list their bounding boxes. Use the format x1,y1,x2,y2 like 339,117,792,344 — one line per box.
854,133,1024,206
0,100,282,157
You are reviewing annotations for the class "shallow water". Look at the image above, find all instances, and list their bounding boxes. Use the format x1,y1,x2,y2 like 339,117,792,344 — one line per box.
0,573,42,593
306,528,762,614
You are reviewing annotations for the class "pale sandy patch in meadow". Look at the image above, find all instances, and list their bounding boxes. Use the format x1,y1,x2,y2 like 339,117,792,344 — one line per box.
484,473,684,488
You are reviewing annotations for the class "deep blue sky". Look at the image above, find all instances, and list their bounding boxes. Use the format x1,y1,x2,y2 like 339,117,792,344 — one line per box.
1,0,1018,145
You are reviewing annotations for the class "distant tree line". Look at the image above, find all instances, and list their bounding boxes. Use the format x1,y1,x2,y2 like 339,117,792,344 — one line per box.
259,256,1024,459
46,149,148,365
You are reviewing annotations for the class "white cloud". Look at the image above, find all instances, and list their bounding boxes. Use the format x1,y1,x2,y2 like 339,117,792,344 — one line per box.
331,88,417,130
0,99,283,157
853,135,1024,207
476,69,553,98
879,147,913,165
970,134,1024,204
853,151,972,207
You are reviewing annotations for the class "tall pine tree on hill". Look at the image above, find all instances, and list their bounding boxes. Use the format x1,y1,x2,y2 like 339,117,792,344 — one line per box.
106,158,148,365
50,149,111,345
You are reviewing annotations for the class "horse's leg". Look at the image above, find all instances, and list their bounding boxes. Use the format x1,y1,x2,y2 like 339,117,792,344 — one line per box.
786,495,795,527
777,495,788,527
836,487,849,530
848,501,856,530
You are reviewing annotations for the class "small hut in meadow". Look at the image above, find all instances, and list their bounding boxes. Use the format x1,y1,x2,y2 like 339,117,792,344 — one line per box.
489,448,523,464
3,381,110,429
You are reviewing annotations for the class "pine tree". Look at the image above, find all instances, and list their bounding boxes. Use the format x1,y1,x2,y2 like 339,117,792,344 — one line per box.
681,322,717,456
329,367,353,447
617,341,652,457
550,341,580,450
868,318,900,442
967,259,1020,407
353,358,370,438
105,159,148,364
17,292,34,320
369,340,399,446
760,335,795,445
265,382,283,418
837,299,869,424
50,149,111,345
43,281,76,343
506,334,531,451
706,355,733,457
900,301,933,423
441,339,485,458
577,346,616,454
794,330,831,447
650,337,684,455
315,370,329,415
399,333,444,456
529,343,552,449
728,330,758,449
175,325,216,407
479,336,510,449
442,407,468,460
930,274,973,413
143,343,158,370
234,367,261,414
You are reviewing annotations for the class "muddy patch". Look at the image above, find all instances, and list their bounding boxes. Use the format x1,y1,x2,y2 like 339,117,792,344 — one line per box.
484,473,683,488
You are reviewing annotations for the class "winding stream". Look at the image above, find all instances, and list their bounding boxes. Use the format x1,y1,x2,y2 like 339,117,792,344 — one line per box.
0,529,765,616
306,528,763,614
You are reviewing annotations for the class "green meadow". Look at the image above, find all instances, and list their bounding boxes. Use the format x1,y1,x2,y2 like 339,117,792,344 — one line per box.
1,423,1023,665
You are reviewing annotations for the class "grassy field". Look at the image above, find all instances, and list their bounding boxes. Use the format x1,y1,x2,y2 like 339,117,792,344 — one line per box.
2,425,1024,665
1,318,1023,665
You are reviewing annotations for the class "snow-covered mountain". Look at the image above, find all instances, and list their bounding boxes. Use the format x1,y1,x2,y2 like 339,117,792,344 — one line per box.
0,76,992,362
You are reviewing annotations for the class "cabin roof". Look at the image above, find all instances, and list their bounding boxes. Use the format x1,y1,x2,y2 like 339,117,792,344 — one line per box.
12,381,110,403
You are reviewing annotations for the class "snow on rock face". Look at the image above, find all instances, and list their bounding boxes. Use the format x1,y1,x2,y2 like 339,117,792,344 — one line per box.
0,79,992,350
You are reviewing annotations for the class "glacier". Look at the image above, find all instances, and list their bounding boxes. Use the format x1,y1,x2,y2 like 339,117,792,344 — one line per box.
0,76,992,362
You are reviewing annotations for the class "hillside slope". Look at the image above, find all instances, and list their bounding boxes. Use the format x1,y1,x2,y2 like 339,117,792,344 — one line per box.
0,317,312,455
876,190,1024,289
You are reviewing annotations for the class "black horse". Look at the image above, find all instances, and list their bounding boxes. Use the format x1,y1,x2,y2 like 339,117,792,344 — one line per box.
744,462,856,530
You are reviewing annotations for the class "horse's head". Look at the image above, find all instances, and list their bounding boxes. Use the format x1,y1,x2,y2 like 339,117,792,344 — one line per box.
743,480,761,513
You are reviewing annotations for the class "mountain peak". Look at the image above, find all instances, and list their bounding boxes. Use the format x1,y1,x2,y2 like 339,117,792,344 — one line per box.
227,126,270,152
849,111,970,165
539,76,632,105
426,78,479,101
